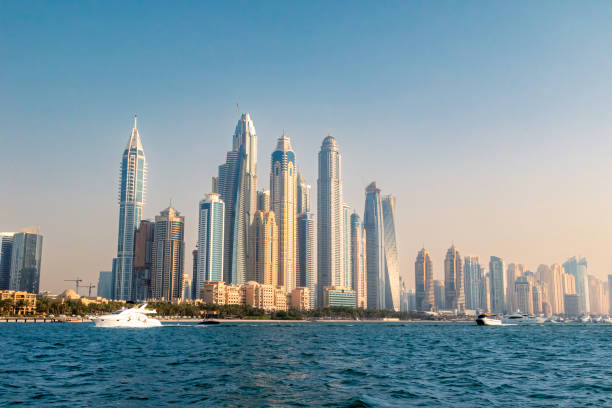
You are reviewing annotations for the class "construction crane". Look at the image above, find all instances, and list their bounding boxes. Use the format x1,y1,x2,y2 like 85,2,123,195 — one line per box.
64,278,83,294
83,283,96,297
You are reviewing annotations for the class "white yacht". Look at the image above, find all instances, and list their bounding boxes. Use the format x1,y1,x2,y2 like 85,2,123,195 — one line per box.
502,313,545,325
475,314,503,326
92,304,162,328
578,315,591,324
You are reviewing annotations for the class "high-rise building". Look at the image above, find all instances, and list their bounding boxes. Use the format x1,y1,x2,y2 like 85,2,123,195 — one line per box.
97,271,113,299
297,212,316,309
381,195,400,311
132,219,154,301
433,280,445,311
113,116,146,301
505,263,524,313
297,172,311,214
609,275,612,315
342,202,352,290
296,171,316,307
350,213,367,308
183,274,192,300
532,282,543,315
464,256,482,311
444,245,464,312
537,264,565,315
151,206,185,301
588,275,607,315
9,230,43,294
270,133,297,292
364,182,386,310
415,248,434,311
563,257,590,314
515,276,533,315
257,190,270,212
191,248,198,299
317,135,343,303
0,233,14,290
250,210,278,286
488,256,505,313
217,114,257,285
195,193,225,298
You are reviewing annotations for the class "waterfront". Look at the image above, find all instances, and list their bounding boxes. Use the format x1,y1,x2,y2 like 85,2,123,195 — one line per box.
1,323,611,407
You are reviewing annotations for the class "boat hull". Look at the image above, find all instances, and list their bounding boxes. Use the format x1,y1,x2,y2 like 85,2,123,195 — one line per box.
92,317,162,328
476,317,502,326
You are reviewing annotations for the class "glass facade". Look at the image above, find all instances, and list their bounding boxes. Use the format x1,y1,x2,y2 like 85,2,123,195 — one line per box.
114,117,146,301
9,232,43,294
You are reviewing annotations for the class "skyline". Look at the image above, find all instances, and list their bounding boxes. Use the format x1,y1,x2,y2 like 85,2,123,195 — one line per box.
3,2,612,294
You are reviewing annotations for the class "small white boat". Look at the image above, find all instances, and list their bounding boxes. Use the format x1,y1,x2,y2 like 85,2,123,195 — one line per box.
502,313,545,325
476,314,503,326
579,315,591,324
92,304,162,328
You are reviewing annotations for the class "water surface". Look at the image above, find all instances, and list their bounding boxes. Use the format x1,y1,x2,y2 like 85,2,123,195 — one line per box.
1,322,610,407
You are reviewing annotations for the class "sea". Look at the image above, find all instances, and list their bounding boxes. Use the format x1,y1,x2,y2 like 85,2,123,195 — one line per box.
0,321,610,407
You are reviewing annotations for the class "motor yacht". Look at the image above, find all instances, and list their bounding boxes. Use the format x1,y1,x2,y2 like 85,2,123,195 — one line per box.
502,313,545,324
92,304,162,328
578,315,591,324
475,314,503,326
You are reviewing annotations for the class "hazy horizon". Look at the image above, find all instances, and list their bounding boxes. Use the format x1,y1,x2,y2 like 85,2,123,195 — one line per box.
2,1,612,295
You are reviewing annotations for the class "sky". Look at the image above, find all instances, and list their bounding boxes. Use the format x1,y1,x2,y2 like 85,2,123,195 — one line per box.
2,1,612,295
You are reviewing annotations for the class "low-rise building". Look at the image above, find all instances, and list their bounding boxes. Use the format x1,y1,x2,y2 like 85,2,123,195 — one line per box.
203,281,287,311
289,287,311,311
0,290,37,314
322,286,356,308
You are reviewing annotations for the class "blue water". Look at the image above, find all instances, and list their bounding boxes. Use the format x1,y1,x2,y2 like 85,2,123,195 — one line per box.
1,322,611,407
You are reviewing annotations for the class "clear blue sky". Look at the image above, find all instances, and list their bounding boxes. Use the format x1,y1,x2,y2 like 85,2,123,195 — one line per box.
2,1,612,293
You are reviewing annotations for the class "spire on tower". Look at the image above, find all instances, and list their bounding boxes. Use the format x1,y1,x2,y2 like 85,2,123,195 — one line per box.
134,114,138,129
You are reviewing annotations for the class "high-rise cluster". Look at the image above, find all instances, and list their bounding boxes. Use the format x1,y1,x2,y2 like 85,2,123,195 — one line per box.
108,113,402,310
413,245,608,317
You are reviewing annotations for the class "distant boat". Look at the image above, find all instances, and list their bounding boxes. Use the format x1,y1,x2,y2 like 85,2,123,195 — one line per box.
502,313,545,324
475,314,502,326
92,304,162,328
199,320,221,325
579,315,591,324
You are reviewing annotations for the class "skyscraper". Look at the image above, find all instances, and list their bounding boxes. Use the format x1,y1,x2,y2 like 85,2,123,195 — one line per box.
444,245,464,312
609,275,612,315
97,271,113,299
296,171,316,306
463,256,482,310
381,195,400,311
489,256,505,313
195,193,225,298
505,263,524,313
515,276,534,315
114,116,146,301
415,248,434,311
433,280,445,311
132,219,154,301
257,190,270,212
342,202,352,289
537,264,565,315
563,257,590,314
270,133,297,292
151,206,185,301
317,135,343,302
250,210,278,286
364,182,385,310
9,230,43,294
217,114,257,285
0,232,14,290
297,212,316,309
351,213,367,308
